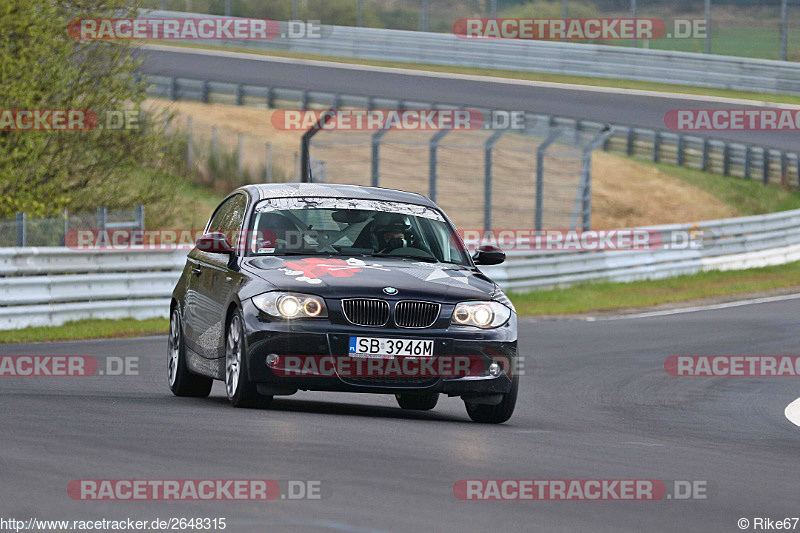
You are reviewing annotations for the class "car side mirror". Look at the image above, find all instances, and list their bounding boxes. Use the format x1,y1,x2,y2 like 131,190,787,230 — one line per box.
196,232,235,255
472,245,505,266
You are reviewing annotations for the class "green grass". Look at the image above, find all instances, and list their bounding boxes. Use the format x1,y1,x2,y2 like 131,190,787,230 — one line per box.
147,42,800,106
509,261,800,316
0,318,169,344
637,159,800,216
646,27,799,62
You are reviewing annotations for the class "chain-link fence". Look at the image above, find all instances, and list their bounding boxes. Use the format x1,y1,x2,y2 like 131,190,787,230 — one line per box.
143,0,800,61
165,114,305,187
0,207,145,247
308,122,611,231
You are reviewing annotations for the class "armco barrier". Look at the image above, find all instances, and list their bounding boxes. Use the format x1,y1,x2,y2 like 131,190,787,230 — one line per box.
147,10,800,96
1,209,800,329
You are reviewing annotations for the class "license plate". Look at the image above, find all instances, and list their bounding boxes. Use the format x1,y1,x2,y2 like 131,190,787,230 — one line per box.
349,337,434,358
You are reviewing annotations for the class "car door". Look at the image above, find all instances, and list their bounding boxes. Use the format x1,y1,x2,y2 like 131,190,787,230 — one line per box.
189,193,249,360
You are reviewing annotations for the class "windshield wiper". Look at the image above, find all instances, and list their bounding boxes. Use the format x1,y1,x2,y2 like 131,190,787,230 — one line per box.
268,250,338,256
367,253,439,263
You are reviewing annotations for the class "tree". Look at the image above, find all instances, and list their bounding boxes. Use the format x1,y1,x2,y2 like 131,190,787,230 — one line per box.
0,0,176,217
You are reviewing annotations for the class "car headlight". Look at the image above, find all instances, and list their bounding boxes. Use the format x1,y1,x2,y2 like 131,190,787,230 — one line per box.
252,292,328,319
451,301,511,329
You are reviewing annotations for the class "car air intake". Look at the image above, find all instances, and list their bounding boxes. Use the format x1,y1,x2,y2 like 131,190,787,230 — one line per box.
342,298,390,327
394,301,440,328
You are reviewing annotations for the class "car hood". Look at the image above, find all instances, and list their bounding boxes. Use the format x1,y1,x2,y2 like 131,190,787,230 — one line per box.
242,256,495,303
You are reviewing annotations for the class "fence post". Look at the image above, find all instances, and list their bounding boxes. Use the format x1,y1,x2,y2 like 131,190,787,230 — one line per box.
744,145,752,179
794,156,800,187
301,90,309,110
97,207,107,231
237,134,244,181
763,149,771,185
63,209,69,246
371,129,390,187
186,116,193,170
722,142,730,176
626,126,634,156
572,126,613,231
169,77,177,101
266,87,274,108
135,205,145,230
236,83,245,106
652,131,660,163
300,110,334,182
536,129,563,231
210,125,218,182
701,138,709,171
265,143,272,181
428,130,450,202
484,130,506,231
781,151,788,180
676,134,685,166
15,212,25,247
201,80,210,103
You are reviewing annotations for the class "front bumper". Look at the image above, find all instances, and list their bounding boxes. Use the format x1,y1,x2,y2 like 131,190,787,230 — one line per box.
241,299,518,396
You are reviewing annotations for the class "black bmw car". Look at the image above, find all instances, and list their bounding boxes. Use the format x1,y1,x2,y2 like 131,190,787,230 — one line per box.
169,183,518,423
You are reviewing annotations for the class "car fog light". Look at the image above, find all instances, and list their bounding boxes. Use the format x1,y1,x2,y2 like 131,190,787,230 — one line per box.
266,354,280,368
489,361,502,377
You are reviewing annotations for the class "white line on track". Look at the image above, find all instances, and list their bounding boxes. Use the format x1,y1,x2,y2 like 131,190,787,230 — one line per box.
140,44,800,109
584,293,800,321
785,397,800,427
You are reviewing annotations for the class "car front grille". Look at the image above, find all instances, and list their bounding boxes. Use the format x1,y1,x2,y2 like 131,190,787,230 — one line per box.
342,298,390,327
394,301,440,328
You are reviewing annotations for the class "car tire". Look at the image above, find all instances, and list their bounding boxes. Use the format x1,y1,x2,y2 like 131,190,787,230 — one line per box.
464,377,518,424
395,392,439,411
168,307,213,398
225,310,273,409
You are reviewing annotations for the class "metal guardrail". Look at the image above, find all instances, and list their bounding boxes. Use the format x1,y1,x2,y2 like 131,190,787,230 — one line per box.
147,75,800,188
148,10,800,95
2,208,800,329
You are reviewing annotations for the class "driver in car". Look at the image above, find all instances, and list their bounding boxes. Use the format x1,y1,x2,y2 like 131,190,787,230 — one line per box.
375,221,413,254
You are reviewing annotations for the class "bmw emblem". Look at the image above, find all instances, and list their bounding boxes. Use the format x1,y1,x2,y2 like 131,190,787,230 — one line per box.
383,287,398,295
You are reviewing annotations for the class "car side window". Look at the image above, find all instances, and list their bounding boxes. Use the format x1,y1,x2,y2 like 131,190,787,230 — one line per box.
207,194,247,233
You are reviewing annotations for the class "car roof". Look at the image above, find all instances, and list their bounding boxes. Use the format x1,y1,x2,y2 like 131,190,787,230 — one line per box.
240,183,437,208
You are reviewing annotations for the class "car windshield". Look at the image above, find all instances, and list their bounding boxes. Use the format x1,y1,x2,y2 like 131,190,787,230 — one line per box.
248,197,471,266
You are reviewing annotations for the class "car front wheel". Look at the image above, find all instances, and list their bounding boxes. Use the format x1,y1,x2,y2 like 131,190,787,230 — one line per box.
464,377,518,424
168,307,213,398
225,310,272,409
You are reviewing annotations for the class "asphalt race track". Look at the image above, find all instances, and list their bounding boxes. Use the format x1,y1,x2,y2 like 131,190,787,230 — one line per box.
137,46,800,152
3,297,799,532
